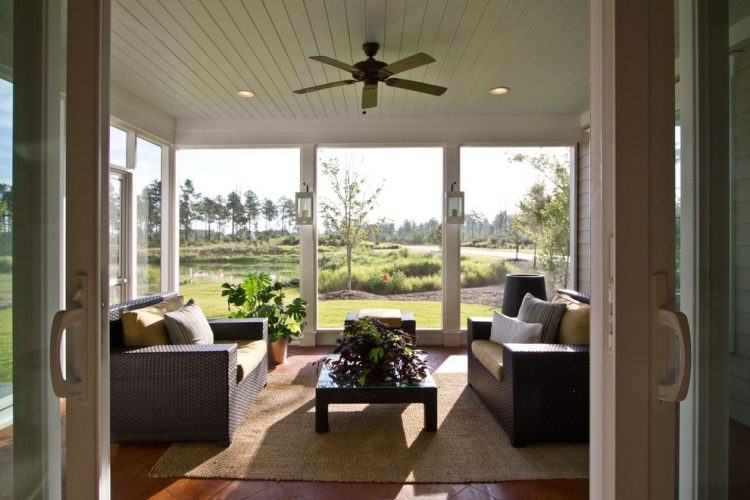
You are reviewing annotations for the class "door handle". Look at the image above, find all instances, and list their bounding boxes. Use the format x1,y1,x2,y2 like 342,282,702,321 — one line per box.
50,273,87,399
652,272,692,404
656,308,691,403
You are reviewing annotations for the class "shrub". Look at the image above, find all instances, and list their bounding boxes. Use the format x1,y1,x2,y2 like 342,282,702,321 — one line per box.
0,256,12,274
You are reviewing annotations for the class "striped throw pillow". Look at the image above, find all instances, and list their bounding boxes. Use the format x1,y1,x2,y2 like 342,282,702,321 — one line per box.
164,299,214,345
517,293,567,343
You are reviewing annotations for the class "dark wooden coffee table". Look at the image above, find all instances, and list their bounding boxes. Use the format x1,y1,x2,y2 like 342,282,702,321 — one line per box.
315,361,438,433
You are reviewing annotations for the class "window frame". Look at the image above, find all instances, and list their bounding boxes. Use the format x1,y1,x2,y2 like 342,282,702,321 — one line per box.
108,122,175,300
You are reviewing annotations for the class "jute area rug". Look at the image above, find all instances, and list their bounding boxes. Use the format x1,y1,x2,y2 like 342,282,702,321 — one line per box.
150,372,588,483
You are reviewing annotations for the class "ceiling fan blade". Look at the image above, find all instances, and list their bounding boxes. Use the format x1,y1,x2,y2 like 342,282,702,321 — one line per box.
385,78,447,96
362,84,378,109
379,53,435,77
293,80,356,94
310,56,364,78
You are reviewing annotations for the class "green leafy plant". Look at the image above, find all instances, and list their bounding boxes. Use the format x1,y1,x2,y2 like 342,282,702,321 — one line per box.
326,318,428,387
221,271,307,342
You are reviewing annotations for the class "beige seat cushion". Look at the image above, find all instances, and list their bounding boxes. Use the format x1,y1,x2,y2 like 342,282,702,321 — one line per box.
121,296,184,347
552,294,591,345
471,339,503,381
358,308,402,328
217,340,267,382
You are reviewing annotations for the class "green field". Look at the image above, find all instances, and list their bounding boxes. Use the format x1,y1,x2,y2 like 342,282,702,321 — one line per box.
178,241,510,330
180,279,494,329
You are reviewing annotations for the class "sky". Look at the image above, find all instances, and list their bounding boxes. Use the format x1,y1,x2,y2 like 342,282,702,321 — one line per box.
0,79,11,187
176,146,572,229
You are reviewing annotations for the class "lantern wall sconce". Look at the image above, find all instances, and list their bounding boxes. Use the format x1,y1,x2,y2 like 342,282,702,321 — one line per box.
445,181,465,224
295,182,314,225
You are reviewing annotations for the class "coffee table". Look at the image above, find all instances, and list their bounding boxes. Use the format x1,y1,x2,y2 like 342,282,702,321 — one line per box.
315,361,438,433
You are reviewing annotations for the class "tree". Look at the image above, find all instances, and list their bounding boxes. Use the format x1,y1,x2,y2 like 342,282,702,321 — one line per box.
214,195,229,237
244,190,260,236
136,179,161,248
277,196,296,234
226,191,245,237
512,152,570,285
179,179,201,244
261,198,278,233
515,182,547,267
197,196,217,241
319,157,383,290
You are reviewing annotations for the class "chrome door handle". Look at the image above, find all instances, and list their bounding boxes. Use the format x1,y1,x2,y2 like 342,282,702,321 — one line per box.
50,273,87,399
656,308,691,403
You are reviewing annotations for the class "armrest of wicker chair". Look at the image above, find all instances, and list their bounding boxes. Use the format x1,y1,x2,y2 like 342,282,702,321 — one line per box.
501,343,589,445
110,344,240,444
502,343,589,388
209,318,268,342
467,317,492,344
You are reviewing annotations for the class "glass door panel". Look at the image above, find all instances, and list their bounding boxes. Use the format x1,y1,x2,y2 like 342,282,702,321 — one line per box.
110,173,125,304
676,0,750,496
1,0,69,497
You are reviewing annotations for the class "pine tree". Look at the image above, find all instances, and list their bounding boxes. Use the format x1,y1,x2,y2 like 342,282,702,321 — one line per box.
244,190,260,236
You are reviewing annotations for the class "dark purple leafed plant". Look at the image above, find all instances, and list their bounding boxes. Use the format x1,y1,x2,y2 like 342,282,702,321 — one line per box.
327,318,429,387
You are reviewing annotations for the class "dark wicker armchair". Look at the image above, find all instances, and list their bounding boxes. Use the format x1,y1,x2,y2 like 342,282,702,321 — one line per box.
109,294,268,446
467,317,589,447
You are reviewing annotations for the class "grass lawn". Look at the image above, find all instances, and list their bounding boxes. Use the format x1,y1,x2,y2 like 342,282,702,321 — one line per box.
180,279,495,330
0,307,11,383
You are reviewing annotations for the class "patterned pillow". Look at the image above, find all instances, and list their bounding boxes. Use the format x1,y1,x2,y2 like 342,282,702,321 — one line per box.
164,299,214,345
517,293,567,343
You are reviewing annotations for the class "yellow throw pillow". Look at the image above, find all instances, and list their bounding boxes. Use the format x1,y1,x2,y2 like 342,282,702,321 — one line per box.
552,294,590,345
122,296,184,347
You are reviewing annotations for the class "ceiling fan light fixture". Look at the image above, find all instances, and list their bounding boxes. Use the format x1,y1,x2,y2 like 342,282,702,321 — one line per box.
236,90,255,98
489,86,511,95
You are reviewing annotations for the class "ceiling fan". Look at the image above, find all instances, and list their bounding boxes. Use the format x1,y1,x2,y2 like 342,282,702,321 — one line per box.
294,42,447,111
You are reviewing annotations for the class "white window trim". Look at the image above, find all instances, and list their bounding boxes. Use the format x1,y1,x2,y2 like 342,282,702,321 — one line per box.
109,121,176,300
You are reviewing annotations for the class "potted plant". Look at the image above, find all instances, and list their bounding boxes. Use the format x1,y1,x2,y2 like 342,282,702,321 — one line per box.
221,272,307,364
325,318,428,386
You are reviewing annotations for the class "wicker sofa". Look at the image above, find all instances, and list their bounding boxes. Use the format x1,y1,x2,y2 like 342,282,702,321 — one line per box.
467,291,590,447
109,294,268,446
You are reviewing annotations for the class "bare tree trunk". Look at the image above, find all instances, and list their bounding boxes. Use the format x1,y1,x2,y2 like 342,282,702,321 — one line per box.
533,243,537,268
346,245,353,290
515,242,520,260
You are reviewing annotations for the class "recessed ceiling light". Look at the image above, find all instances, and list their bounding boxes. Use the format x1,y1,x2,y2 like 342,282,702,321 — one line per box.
236,90,255,98
489,86,511,95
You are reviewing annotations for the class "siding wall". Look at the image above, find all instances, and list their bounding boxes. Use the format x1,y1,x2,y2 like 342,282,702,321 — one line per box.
576,136,591,295
731,47,750,426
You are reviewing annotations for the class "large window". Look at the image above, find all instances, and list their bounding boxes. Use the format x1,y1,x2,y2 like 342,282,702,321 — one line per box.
316,148,443,329
177,149,300,318
135,137,163,296
108,126,168,301
0,79,11,401
460,147,573,324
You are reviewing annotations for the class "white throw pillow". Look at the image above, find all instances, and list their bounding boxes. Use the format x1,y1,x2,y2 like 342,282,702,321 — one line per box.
490,310,543,344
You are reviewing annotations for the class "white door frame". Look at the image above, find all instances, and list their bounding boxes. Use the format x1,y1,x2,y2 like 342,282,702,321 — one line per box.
63,0,111,497
590,0,682,498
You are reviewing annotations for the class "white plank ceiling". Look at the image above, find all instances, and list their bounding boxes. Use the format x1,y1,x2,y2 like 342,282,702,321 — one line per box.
111,0,590,119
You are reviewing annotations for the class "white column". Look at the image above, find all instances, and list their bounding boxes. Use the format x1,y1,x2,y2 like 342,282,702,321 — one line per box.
299,145,317,346
442,144,461,346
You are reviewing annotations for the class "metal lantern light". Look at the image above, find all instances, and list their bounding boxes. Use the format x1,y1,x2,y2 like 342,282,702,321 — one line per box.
445,181,464,224
295,182,314,225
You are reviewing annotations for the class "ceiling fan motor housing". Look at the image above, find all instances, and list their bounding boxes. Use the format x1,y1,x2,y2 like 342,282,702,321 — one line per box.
354,43,388,83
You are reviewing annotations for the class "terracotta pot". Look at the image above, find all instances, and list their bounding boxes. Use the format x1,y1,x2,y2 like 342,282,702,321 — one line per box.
269,338,288,364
